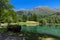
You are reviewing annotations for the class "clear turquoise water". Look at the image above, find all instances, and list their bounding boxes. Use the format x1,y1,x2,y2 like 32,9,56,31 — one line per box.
21,25,60,37
0,25,60,40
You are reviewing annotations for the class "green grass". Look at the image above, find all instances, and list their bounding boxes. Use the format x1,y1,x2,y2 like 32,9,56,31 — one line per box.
1,21,39,27
1,21,60,27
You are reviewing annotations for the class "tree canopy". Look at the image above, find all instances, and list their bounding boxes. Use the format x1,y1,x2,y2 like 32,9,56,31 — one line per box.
0,0,19,23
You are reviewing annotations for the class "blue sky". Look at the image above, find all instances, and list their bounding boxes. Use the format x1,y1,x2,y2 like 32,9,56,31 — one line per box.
10,0,60,10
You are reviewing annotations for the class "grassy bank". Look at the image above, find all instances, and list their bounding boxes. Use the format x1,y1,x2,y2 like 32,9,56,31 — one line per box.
1,21,60,27
1,21,39,27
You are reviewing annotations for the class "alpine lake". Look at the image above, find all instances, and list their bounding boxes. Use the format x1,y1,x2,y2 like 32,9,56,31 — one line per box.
0,25,60,40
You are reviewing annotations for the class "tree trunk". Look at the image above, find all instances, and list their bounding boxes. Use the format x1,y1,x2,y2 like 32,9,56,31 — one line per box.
0,21,1,27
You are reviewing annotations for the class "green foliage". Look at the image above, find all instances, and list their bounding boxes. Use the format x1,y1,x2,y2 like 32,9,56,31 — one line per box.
17,7,60,25
39,18,47,25
0,0,13,9
22,15,27,22
28,14,38,21
0,0,19,23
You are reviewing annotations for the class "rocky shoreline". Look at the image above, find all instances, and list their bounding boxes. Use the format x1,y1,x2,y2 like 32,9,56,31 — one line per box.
0,33,26,40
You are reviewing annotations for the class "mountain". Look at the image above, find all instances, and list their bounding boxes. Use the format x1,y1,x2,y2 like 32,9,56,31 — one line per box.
55,7,60,12
16,6,60,22
16,6,57,16
28,6,56,15
17,10,28,15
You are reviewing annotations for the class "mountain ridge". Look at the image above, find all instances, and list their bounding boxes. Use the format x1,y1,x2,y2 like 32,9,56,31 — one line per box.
17,6,58,16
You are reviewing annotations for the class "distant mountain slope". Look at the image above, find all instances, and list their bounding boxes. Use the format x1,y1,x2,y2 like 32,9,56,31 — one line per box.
28,6,56,15
17,10,28,15
16,6,57,16
55,7,60,12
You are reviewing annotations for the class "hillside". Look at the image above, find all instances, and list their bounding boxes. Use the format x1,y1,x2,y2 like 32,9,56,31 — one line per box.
16,6,60,24
17,6,57,16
